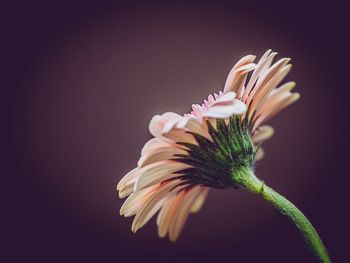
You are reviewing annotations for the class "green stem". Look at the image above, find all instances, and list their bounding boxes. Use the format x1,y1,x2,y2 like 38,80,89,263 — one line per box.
233,166,331,263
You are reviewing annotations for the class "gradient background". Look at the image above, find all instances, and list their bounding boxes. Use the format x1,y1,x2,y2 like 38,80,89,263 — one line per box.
4,1,349,262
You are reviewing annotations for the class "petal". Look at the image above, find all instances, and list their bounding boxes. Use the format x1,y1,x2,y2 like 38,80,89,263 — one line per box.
157,186,199,240
176,116,211,139
134,160,190,191
162,115,184,134
203,99,247,118
117,168,139,191
243,50,277,100
120,185,157,217
211,91,237,105
223,55,256,93
169,186,202,241
118,181,137,199
190,187,209,213
149,112,182,138
141,138,170,156
233,63,257,98
138,146,187,168
247,58,290,105
131,180,180,233
157,195,173,226
162,130,197,144
252,125,274,144
149,115,199,144
160,115,211,140
157,193,181,238
256,81,296,114
249,64,292,113
253,93,300,130
255,146,265,161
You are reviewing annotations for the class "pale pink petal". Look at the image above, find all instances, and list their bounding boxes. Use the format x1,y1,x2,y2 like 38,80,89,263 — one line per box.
118,181,137,199
211,91,236,104
120,185,157,217
252,125,274,144
190,187,209,213
231,63,257,98
158,192,184,238
131,180,180,233
141,138,171,156
134,160,190,191
169,186,202,241
253,93,300,131
138,146,187,168
156,195,173,226
256,81,296,114
255,146,265,161
243,50,277,100
223,55,256,93
138,198,166,228
162,130,197,144
162,115,184,134
117,168,139,191
149,112,182,138
176,116,211,139
148,114,200,144
176,116,205,134
249,64,292,114
203,99,247,118
246,58,290,105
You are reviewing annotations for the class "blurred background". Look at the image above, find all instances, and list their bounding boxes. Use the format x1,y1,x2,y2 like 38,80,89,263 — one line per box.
4,0,349,262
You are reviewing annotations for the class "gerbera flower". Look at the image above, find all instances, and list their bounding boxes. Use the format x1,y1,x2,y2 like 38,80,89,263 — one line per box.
117,50,330,263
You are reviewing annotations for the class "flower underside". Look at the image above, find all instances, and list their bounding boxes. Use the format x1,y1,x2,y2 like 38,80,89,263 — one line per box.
117,50,305,244
172,116,255,189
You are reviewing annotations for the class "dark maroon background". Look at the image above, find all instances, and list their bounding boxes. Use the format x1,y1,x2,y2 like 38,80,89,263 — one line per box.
4,1,349,262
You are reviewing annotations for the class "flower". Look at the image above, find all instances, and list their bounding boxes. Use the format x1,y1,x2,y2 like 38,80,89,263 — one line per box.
117,49,300,241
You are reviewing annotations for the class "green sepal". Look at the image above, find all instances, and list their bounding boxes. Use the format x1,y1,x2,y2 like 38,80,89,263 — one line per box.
174,115,255,189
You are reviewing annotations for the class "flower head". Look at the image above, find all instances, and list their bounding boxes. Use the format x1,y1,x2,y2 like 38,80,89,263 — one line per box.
117,50,299,241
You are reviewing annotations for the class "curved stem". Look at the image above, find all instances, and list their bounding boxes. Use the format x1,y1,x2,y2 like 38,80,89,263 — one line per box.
233,167,331,263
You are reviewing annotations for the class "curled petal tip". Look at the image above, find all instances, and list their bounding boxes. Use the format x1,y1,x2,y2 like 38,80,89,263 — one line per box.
287,81,296,90
293,93,301,100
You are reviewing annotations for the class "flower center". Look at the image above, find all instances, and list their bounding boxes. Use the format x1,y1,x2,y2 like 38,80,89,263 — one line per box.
173,116,256,189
